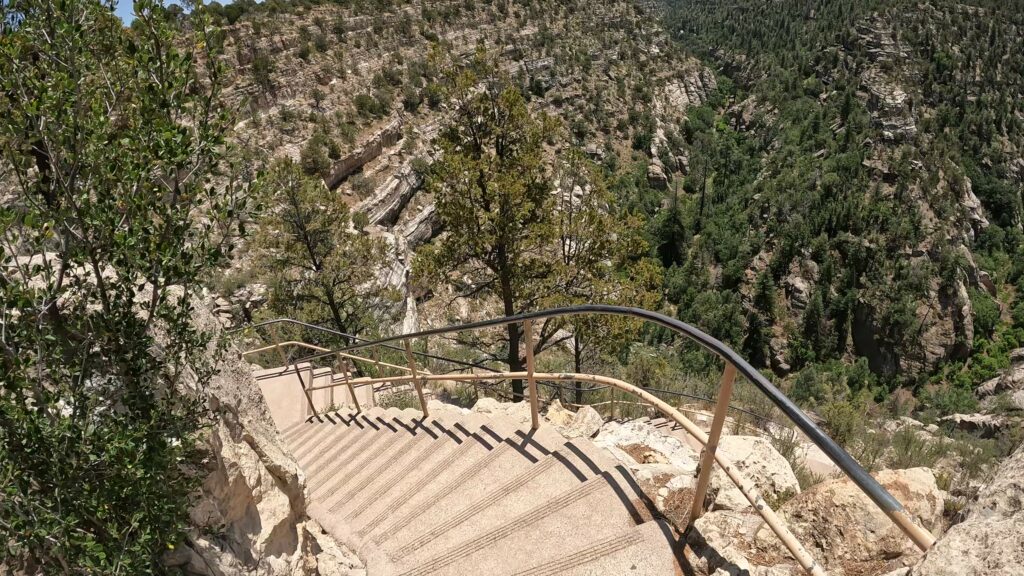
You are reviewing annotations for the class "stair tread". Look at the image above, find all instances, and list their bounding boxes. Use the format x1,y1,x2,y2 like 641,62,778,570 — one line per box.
333,414,489,523
371,418,573,551
508,520,678,576
349,416,502,541
275,391,679,575
385,438,621,561
320,412,466,512
306,408,406,493
388,472,646,576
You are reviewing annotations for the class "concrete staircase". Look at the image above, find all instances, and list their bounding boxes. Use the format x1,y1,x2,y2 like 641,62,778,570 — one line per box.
279,405,681,575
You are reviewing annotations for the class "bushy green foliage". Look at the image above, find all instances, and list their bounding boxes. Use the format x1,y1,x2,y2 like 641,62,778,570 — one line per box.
250,159,398,343
0,1,248,572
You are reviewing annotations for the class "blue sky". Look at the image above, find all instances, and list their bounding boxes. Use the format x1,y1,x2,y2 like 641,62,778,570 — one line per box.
114,1,136,22
114,1,189,24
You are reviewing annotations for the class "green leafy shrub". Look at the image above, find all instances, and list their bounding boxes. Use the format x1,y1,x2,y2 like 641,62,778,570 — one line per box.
378,389,422,410
0,1,248,571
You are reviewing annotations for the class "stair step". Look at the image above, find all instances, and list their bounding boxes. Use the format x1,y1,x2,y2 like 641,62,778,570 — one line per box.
283,418,330,451
298,416,373,471
387,472,643,576
351,415,498,541
320,413,451,512
386,438,618,562
333,414,486,523
313,409,409,500
306,408,404,494
369,418,571,551
509,521,678,576
290,421,346,461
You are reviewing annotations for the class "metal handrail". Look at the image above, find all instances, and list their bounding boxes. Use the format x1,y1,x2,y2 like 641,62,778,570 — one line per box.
238,304,937,574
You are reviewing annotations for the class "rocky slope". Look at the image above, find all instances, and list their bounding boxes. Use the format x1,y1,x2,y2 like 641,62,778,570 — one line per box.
909,441,1024,576
210,0,716,329
165,299,365,576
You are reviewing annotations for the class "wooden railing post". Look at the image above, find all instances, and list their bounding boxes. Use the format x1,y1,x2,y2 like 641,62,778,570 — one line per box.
403,339,430,417
523,319,540,430
270,325,319,419
339,354,360,414
689,362,737,523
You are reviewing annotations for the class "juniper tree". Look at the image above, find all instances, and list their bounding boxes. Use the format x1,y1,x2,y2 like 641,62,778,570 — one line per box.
413,56,557,400
251,159,398,346
415,53,657,401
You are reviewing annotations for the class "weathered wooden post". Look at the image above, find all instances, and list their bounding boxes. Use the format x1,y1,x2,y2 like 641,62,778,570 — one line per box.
403,339,430,417
689,362,737,521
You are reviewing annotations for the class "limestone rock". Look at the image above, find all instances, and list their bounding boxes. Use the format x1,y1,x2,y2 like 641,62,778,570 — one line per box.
177,304,364,576
647,161,668,190
861,67,916,141
939,413,1010,438
324,119,403,190
691,510,796,576
710,436,800,511
757,468,945,570
594,419,700,473
355,161,422,227
544,399,576,428
662,67,717,112
543,400,603,438
910,442,1024,576
400,203,439,248
784,274,812,310
1012,389,1024,411
471,397,532,425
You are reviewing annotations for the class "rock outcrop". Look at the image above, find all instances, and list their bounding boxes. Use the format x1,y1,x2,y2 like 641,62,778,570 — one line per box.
325,119,403,190
662,67,717,112
177,401,363,576
909,442,1024,576
756,468,945,573
710,436,801,512
861,67,917,141
169,300,364,576
355,161,422,226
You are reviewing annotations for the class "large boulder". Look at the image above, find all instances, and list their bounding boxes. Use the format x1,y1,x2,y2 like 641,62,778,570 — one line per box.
544,400,604,438
756,468,945,572
689,510,797,576
910,442,1024,576
710,436,801,511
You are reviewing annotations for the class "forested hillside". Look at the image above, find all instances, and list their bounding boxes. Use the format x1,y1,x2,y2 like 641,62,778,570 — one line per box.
654,0,1024,418
178,0,1024,456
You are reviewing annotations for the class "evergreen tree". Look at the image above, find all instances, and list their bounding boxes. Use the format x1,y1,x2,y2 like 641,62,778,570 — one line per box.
414,54,558,401
252,159,398,344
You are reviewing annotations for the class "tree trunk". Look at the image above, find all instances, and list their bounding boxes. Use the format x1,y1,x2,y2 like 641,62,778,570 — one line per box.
500,275,524,401
508,320,524,401
573,335,583,405
324,288,353,346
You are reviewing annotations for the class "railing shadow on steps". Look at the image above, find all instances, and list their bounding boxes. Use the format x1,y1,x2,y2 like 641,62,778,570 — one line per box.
229,304,937,576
